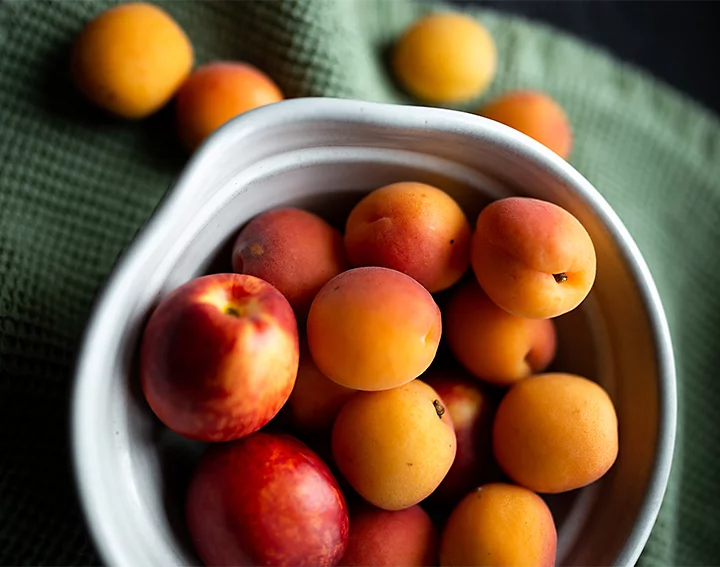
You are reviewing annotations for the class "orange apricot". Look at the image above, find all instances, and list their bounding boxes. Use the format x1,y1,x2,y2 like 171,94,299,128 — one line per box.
339,503,438,566
440,483,557,567
478,90,573,159
285,342,356,435
176,61,283,150
444,279,556,386
307,267,441,391
71,2,193,119
471,197,597,319
393,12,497,103
331,380,456,510
344,182,471,293
493,373,619,493
232,208,348,321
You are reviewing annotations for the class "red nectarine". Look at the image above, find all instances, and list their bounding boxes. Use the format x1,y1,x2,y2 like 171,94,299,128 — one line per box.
139,273,299,442
186,432,349,566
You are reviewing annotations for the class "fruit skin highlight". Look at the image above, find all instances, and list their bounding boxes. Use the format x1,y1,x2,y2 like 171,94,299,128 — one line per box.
307,267,442,391
71,2,193,119
440,483,557,567
344,181,472,293
393,12,497,104
139,273,299,442
471,196,597,319
332,379,456,510
493,373,619,493
186,432,349,567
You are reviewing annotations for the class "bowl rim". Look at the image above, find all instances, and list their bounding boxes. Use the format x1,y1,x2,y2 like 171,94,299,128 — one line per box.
71,97,677,567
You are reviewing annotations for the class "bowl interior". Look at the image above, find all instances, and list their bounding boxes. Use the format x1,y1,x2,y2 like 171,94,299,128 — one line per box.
73,99,673,567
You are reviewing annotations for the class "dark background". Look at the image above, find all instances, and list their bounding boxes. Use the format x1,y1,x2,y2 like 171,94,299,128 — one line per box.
453,1,720,114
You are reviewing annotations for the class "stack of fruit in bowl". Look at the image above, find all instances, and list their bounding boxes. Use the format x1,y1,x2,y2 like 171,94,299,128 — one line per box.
138,180,618,567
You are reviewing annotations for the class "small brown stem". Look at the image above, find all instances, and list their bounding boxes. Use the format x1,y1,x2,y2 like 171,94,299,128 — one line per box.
553,272,568,283
225,306,241,318
433,399,446,419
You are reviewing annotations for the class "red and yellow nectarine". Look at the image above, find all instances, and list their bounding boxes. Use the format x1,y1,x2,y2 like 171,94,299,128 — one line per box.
232,207,348,321
139,273,298,442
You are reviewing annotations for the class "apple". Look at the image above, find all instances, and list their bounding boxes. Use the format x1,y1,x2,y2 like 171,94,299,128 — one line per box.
423,367,498,508
139,273,299,442
186,432,349,567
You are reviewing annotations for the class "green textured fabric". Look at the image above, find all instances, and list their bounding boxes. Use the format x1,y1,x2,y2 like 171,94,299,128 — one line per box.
0,0,718,565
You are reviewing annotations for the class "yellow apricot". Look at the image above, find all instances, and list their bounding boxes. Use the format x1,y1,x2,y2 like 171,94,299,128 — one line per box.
440,483,557,567
393,12,496,104
332,380,456,510
307,267,441,391
71,2,193,119
493,373,619,493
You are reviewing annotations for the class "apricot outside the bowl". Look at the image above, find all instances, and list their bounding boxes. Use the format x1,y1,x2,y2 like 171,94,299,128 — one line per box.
176,61,284,150
392,12,497,104
71,2,193,119
478,90,573,160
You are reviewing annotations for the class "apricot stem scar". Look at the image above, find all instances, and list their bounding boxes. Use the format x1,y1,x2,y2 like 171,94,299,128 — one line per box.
553,272,568,283
433,399,446,419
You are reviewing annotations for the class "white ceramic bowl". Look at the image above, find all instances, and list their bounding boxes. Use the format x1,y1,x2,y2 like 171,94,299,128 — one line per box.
72,98,676,567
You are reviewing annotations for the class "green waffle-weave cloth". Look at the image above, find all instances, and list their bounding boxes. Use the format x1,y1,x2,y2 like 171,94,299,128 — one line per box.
1,0,718,565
